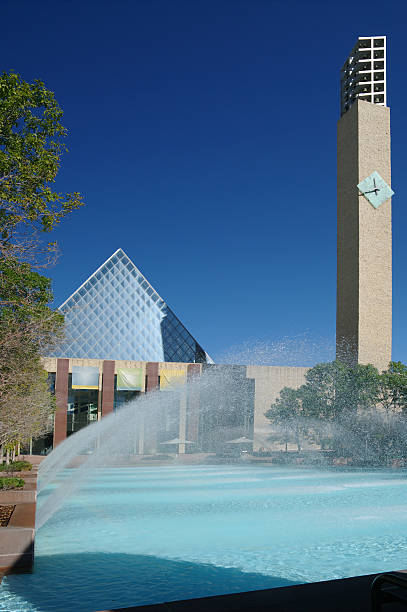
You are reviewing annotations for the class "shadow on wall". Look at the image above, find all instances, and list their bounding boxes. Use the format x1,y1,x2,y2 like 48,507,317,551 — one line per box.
0,552,299,612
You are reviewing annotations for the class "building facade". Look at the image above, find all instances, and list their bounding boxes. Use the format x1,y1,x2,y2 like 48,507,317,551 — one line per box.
337,36,393,372
39,357,309,456
42,250,310,456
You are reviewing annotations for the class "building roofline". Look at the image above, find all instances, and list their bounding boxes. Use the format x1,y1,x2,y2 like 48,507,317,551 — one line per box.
57,248,214,363
59,248,166,310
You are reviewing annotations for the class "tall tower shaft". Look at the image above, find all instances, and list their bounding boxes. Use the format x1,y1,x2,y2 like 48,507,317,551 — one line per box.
336,36,392,372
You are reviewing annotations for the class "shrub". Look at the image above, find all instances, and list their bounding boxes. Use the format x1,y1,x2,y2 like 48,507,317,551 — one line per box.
10,461,32,471
0,460,32,472
0,477,25,490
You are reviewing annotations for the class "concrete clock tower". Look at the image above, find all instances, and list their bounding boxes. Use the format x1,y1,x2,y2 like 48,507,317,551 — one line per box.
336,36,393,372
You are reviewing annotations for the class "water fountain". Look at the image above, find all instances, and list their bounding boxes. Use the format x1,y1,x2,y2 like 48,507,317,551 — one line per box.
1,364,407,612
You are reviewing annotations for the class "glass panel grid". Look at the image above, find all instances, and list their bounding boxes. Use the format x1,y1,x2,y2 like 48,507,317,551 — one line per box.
48,249,211,363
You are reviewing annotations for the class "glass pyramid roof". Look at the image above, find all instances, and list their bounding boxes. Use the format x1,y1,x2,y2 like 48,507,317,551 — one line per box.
48,249,212,363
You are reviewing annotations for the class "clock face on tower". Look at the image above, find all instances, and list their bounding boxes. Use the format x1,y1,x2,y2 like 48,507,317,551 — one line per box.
357,171,394,209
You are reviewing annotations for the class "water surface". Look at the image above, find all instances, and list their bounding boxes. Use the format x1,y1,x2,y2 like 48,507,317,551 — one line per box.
1,465,407,611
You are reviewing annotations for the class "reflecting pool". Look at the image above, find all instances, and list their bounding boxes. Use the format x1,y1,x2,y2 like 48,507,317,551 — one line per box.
1,465,407,611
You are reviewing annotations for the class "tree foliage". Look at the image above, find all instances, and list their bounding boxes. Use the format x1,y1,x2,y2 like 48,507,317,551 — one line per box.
300,361,379,419
265,387,308,452
0,71,83,262
0,71,83,456
0,258,63,449
377,361,407,416
266,360,407,463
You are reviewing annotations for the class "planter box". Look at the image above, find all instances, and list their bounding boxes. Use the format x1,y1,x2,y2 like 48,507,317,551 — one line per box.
0,527,34,572
0,490,36,504
8,503,36,529
0,472,37,503
0,471,37,576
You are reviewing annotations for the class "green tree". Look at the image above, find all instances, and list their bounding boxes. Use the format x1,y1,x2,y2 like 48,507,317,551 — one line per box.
265,387,308,452
0,71,83,262
300,361,380,455
300,360,379,422
0,72,83,458
265,360,407,463
0,256,63,348
378,361,407,417
266,361,382,458
0,258,63,455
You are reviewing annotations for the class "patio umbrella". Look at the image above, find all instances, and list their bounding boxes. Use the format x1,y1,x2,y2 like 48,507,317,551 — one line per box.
225,436,253,444
159,438,193,445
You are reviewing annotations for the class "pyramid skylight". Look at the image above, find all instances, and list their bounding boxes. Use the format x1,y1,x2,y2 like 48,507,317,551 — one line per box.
48,249,212,363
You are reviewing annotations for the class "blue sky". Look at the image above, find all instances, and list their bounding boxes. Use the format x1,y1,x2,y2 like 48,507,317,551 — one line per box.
2,0,406,365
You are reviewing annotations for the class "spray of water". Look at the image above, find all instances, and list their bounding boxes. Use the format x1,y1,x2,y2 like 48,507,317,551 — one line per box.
216,333,334,367
37,337,405,529
37,367,254,528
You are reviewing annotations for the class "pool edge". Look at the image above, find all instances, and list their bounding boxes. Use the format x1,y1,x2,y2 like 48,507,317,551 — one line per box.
97,570,407,612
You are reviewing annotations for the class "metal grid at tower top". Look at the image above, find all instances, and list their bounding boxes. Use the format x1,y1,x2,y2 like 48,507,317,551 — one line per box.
340,36,386,116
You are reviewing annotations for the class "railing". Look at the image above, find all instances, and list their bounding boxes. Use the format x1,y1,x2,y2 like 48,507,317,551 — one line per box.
371,572,407,611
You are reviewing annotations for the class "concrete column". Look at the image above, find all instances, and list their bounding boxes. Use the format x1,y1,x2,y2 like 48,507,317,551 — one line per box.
187,364,201,445
97,366,102,422
178,391,187,454
336,100,392,372
138,415,145,455
54,358,69,447
102,360,115,417
146,362,159,391
142,363,159,454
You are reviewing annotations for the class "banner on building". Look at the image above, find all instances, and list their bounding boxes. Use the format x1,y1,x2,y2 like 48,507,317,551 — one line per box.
72,366,100,390
116,367,144,391
160,369,187,391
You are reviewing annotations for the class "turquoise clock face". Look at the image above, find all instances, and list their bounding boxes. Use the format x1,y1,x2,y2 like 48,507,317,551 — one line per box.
357,171,394,209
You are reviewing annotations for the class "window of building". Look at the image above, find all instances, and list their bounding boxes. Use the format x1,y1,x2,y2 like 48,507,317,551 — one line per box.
67,374,99,436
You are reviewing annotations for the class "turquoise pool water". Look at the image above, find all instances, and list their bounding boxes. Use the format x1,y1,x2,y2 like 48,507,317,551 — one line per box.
1,465,407,611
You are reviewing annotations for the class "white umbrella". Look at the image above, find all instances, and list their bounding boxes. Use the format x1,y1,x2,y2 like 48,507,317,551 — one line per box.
160,438,193,445
225,436,253,444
